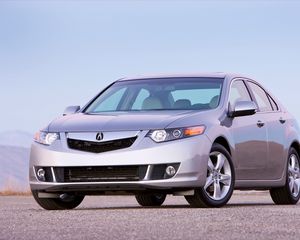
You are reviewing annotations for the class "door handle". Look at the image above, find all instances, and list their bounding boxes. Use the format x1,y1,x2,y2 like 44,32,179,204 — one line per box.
279,118,286,124
257,120,265,128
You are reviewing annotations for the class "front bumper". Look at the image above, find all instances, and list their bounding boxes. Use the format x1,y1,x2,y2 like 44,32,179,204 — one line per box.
29,131,212,193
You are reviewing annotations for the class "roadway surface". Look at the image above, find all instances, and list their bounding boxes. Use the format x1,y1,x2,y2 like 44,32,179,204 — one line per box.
1,191,300,240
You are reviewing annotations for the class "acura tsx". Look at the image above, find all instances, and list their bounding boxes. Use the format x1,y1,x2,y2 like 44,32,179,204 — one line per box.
30,73,300,209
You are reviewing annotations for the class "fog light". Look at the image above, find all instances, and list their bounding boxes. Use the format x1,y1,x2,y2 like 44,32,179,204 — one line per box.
37,168,46,181
165,165,176,177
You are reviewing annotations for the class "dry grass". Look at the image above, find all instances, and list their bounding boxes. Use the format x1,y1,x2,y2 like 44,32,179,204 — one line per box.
0,177,31,196
0,190,31,196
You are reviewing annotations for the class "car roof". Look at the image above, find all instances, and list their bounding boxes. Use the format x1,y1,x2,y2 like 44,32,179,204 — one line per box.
117,72,247,81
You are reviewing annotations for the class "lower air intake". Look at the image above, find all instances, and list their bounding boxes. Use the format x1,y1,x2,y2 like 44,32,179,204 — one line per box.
54,166,147,183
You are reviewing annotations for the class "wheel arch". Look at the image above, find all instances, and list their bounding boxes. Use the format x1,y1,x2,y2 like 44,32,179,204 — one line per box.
280,140,300,186
213,136,231,155
290,141,300,156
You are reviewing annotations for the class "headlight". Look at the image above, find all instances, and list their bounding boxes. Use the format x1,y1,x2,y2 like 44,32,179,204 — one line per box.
34,131,60,146
148,126,205,143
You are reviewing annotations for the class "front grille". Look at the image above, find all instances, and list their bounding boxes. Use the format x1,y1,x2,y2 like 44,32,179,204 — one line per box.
67,137,137,153
54,166,147,183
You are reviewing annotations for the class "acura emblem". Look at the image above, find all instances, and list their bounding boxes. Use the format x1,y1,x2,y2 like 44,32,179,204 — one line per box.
95,132,104,141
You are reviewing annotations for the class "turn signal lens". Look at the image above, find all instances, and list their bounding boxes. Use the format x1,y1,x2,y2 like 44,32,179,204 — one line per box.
184,126,206,136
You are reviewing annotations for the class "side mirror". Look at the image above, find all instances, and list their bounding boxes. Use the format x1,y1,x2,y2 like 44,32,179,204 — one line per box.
229,101,257,118
63,106,80,116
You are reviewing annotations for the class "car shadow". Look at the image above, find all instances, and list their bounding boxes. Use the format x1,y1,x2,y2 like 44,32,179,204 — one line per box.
76,202,275,211
226,202,275,207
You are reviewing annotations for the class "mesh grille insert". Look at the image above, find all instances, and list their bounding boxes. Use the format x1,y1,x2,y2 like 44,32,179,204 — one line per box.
54,165,147,182
67,137,137,153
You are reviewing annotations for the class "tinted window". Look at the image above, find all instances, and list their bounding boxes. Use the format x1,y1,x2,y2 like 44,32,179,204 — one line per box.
247,82,272,112
91,87,127,112
171,88,221,109
268,95,279,111
131,89,150,110
229,80,251,106
85,78,224,113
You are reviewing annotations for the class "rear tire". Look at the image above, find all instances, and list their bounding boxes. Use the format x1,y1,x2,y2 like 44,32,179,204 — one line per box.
32,191,85,210
185,143,235,208
270,148,300,205
135,193,166,207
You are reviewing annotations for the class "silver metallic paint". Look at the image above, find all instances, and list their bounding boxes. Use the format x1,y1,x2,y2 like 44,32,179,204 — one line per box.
30,73,300,193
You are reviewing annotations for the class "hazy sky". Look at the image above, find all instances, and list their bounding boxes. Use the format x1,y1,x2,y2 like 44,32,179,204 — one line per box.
0,1,299,133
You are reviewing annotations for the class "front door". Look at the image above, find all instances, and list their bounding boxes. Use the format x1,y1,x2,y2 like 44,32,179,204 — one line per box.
229,80,268,180
247,81,286,180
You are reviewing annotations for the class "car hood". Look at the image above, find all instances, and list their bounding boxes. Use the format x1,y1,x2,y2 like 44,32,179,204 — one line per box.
47,111,198,132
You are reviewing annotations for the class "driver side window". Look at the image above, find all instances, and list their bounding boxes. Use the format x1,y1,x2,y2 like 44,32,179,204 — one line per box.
229,80,252,107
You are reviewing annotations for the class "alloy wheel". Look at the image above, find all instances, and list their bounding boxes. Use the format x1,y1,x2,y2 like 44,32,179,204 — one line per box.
288,154,300,197
204,151,232,201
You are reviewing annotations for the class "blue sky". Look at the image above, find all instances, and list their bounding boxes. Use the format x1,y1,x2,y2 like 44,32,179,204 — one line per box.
0,1,299,133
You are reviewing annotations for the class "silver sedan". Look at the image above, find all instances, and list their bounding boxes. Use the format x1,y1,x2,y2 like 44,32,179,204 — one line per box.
30,73,300,209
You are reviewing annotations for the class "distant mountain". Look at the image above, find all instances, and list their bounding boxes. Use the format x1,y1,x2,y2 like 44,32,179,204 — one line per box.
0,145,30,191
0,130,33,148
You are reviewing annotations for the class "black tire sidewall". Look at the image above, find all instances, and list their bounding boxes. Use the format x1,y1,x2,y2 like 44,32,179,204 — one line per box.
31,190,84,210
135,193,166,206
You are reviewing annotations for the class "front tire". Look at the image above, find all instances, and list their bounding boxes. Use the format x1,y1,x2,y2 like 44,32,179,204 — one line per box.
32,191,85,210
135,193,166,207
185,143,235,208
270,147,300,205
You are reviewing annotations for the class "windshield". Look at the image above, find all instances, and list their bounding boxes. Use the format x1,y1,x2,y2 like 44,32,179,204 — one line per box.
84,78,223,113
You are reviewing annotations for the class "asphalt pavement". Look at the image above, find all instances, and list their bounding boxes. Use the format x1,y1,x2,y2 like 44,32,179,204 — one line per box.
1,191,299,240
